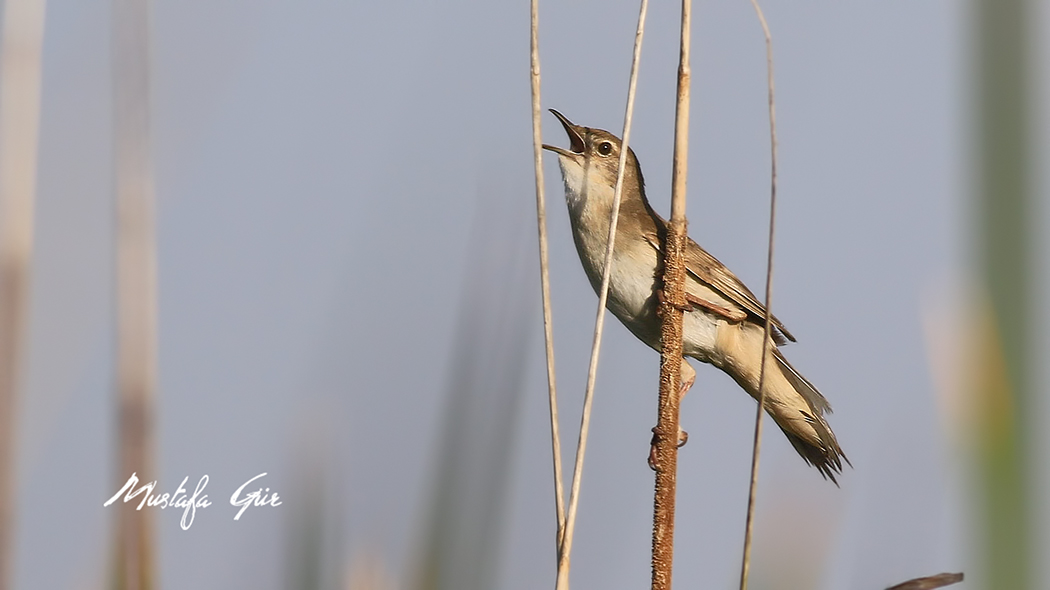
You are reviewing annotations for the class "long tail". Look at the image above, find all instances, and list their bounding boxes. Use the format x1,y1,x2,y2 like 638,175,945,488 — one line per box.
713,323,848,483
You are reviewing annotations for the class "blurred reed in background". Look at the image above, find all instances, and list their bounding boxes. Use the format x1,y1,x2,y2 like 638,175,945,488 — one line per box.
971,0,1037,588
284,414,346,590
408,186,532,590
112,0,159,587
0,1,46,589
284,186,533,590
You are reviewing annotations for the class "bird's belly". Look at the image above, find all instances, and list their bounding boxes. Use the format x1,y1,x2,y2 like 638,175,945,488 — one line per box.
603,256,659,342
574,233,660,344
578,236,722,360
681,312,720,363
609,273,722,364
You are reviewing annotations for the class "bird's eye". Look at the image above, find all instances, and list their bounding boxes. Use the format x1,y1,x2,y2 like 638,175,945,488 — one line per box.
597,142,613,156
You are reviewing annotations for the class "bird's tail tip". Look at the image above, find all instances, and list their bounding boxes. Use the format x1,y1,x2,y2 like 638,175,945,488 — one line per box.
781,425,850,486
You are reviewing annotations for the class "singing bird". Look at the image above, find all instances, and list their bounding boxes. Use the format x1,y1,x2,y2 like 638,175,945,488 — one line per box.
542,109,846,481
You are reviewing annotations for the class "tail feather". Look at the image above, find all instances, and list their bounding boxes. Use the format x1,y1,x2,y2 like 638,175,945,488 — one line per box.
771,348,848,481
774,348,832,415
778,421,848,484
766,354,848,483
713,324,848,482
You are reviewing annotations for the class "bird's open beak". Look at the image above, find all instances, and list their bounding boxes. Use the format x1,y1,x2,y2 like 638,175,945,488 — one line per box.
542,109,585,158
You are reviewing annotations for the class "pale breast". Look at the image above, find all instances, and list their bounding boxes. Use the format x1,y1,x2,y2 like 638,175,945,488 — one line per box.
560,156,722,360
570,207,722,359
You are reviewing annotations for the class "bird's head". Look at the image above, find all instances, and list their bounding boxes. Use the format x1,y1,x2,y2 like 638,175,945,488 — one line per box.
542,109,644,210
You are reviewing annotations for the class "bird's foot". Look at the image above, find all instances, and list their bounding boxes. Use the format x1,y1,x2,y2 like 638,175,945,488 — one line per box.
656,287,692,315
648,426,689,470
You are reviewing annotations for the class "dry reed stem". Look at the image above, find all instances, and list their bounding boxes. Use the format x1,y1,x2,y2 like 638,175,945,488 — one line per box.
555,0,650,587
885,572,964,590
738,2,777,589
650,0,691,587
529,0,567,549
113,0,158,587
0,1,46,588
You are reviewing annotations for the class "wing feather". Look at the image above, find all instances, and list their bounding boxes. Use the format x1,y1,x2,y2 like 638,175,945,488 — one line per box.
643,231,796,343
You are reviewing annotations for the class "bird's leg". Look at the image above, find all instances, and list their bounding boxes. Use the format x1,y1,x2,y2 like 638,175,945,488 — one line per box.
648,358,696,470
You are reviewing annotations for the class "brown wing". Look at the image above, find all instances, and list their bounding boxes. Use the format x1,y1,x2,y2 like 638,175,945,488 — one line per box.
643,231,796,343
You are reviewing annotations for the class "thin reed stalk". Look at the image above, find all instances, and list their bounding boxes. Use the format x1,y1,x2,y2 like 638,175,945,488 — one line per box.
738,2,778,589
112,0,159,588
650,0,691,587
555,1,650,588
529,0,567,549
0,1,47,589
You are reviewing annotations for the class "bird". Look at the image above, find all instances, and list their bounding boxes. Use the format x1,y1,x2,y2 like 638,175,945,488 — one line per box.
542,109,846,482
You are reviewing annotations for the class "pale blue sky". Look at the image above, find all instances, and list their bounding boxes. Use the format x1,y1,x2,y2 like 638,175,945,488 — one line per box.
8,0,1049,588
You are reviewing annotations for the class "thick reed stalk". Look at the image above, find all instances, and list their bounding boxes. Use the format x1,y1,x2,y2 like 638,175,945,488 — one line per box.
650,0,691,588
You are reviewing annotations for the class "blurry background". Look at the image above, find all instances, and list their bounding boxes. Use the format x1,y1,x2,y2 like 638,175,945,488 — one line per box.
2,0,1048,588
